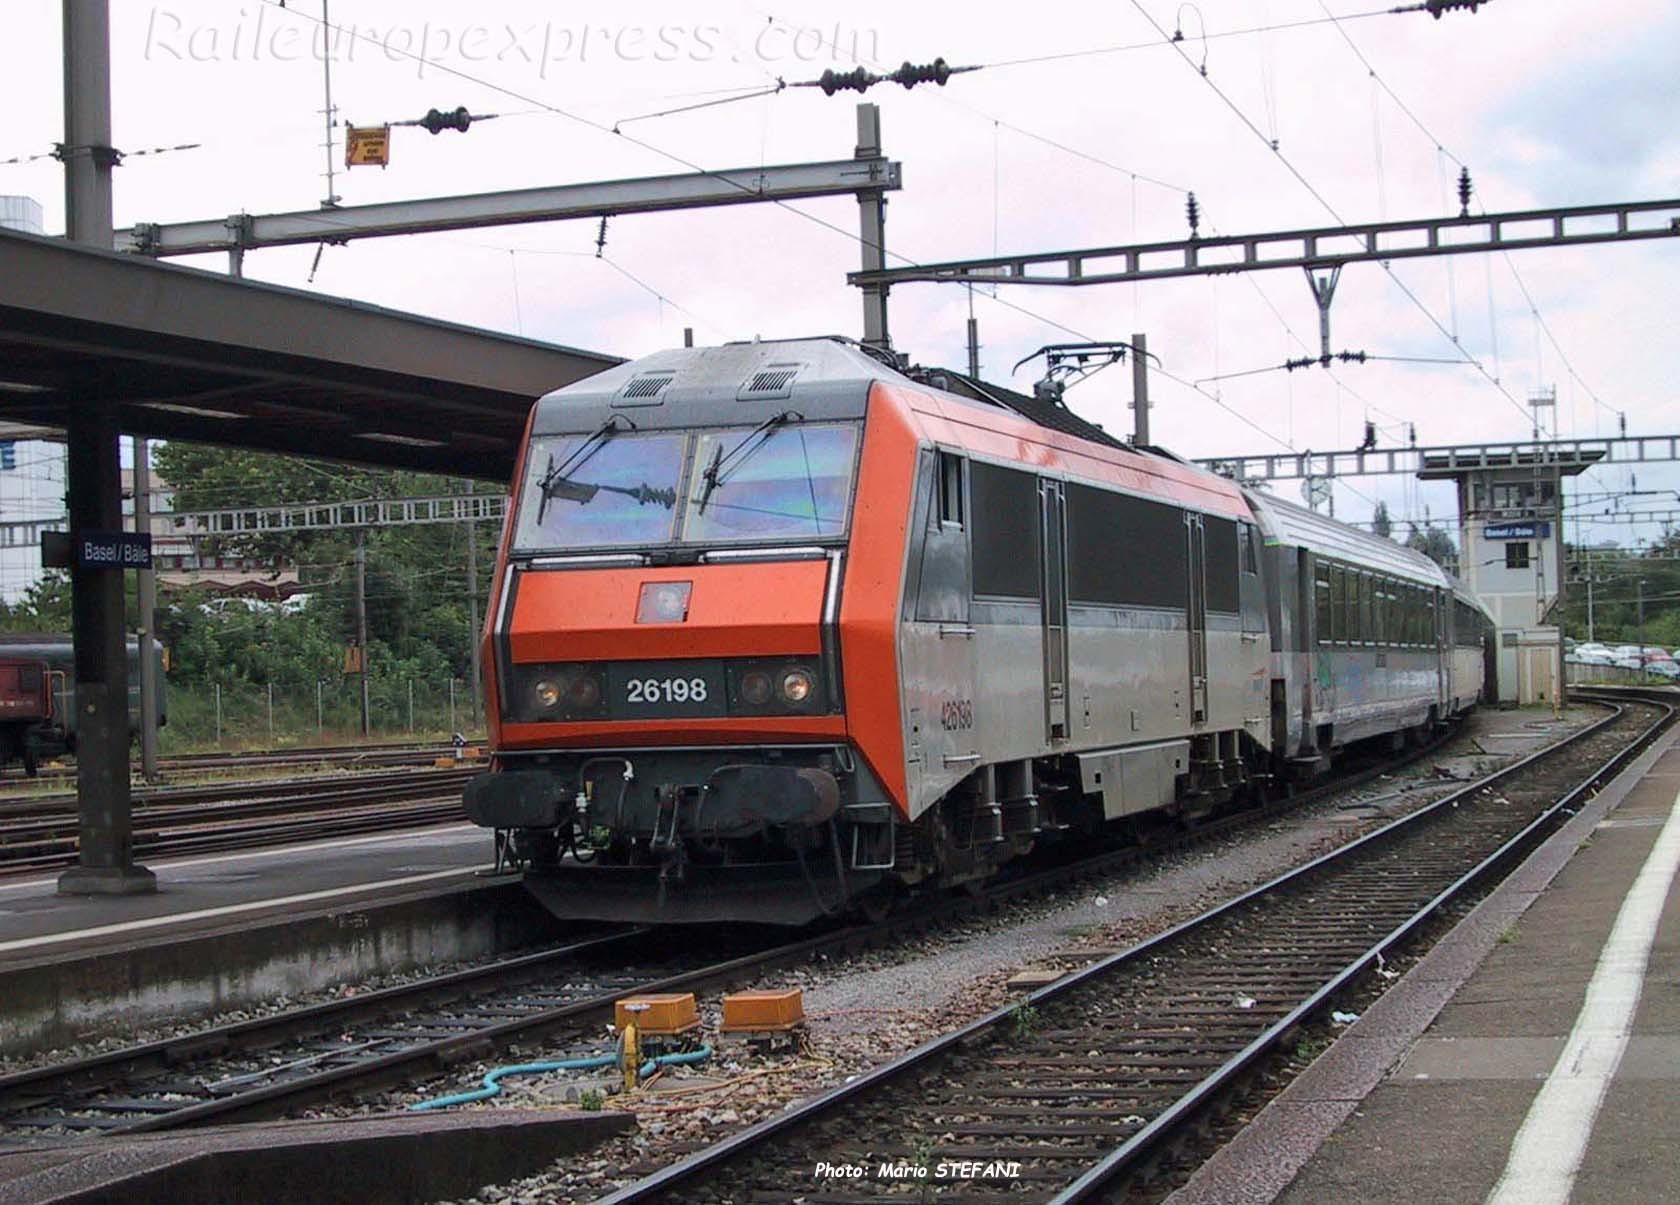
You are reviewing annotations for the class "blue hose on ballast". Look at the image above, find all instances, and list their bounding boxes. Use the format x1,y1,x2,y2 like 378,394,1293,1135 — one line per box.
640,1046,713,1078
408,1045,714,1112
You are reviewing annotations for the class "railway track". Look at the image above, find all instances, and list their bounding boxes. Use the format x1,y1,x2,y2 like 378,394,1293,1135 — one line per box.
0,766,477,875
0,738,486,790
597,694,1670,1203
0,713,1542,1141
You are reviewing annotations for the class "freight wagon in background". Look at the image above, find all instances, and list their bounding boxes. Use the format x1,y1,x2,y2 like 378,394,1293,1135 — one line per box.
0,634,166,775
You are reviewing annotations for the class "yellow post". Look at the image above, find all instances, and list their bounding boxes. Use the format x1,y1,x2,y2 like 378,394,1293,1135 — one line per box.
620,1002,647,1093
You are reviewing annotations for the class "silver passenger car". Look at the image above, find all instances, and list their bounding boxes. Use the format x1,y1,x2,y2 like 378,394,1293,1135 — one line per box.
1245,492,1487,769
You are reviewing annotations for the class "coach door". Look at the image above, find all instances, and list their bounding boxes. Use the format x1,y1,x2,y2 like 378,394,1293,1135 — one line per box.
1434,588,1448,710
1040,479,1070,741
1186,512,1209,724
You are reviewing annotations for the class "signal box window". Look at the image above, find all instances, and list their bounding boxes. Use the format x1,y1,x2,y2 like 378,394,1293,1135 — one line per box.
1505,542,1531,570
938,452,965,527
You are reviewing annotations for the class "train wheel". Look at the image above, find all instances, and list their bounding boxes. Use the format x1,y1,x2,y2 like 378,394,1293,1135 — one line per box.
856,892,893,924
21,746,38,778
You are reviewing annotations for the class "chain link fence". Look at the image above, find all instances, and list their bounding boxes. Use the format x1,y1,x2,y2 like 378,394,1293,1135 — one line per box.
160,677,484,751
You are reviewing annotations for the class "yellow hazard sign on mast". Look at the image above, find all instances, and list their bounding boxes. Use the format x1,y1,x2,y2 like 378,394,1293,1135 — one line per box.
344,125,391,168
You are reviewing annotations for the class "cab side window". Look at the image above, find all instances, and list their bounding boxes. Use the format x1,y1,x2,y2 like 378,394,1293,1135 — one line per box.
937,451,965,528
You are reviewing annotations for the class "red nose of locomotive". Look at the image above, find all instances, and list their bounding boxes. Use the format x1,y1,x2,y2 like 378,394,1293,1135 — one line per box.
494,556,843,746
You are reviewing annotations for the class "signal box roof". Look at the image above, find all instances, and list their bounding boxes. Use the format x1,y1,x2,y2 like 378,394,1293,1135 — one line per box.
0,227,619,480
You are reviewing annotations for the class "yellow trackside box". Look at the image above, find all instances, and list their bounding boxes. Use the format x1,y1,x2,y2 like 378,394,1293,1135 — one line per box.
614,993,700,1036
721,989,805,1033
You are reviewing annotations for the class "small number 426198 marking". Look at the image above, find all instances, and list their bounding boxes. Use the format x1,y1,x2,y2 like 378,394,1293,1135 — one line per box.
626,677,709,704
940,698,973,731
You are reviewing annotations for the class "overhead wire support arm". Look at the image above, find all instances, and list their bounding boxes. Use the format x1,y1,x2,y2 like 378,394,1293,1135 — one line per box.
117,155,902,257
847,197,1680,289
1192,434,1680,485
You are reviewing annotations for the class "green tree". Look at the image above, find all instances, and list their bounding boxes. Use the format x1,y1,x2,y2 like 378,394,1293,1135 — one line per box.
1405,523,1457,570
1372,501,1393,539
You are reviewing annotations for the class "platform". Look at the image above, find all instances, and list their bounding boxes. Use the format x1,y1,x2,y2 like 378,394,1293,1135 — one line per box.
0,823,499,965
0,824,556,1059
1171,715,1680,1205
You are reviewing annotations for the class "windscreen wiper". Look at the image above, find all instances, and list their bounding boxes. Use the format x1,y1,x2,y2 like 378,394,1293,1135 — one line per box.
535,416,635,523
693,410,802,515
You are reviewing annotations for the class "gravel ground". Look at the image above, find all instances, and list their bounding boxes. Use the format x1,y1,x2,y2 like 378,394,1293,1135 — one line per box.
422,706,1596,1204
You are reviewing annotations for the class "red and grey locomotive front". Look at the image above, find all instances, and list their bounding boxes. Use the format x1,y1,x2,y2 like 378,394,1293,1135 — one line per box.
466,341,914,924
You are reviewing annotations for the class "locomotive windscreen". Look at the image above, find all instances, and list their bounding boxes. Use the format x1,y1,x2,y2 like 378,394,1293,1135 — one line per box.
512,421,860,553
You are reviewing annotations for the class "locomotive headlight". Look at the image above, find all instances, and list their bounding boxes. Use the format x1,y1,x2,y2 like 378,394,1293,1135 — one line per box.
533,678,562,709
568,675,602,709
779,668,814,704
513,663,606,721
740,671,773,707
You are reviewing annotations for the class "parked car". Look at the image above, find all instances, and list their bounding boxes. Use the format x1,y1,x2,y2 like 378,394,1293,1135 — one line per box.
1575,642,1611,659
1576,648,1615,666
1614,655,1645,671
1647,661,1680,681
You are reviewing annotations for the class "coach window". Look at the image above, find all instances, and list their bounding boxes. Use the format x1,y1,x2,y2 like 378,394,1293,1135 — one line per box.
1343,566,1359,645
1240,524,1259,575
1505,542,1530,570
1329,565,1345,643
938,451,965,528
1315,564,1333,645
1359,575,1374,644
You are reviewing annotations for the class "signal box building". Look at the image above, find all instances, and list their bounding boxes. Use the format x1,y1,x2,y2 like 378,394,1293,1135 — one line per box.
1420,446,1602,705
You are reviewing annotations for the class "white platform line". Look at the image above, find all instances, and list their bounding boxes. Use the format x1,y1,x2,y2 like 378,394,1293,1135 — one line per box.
0,822,482,896
1486,785,1680,1205
0,867,488,956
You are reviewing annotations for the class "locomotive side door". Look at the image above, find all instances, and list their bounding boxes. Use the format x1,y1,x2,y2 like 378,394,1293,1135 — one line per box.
1185,512,1209,724
1039,479,1070,742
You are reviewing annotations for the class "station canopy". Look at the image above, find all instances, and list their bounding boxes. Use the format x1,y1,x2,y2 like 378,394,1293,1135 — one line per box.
0,227,620,480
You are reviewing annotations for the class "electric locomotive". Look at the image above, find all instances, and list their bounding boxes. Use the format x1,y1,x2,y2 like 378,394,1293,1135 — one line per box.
0,657,57,777
465,337,1490,925
0,634,166,765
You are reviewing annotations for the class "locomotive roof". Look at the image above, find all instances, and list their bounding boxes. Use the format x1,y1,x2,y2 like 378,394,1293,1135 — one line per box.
1243,488,1451,585
530,337,891,432
532,335,1136,446
532,336,1252,519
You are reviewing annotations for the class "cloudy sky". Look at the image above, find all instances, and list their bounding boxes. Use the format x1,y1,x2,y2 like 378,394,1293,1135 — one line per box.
5,0,1678,539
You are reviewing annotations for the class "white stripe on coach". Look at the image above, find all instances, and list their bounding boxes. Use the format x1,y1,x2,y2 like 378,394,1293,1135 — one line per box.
1486,786,1680,1205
